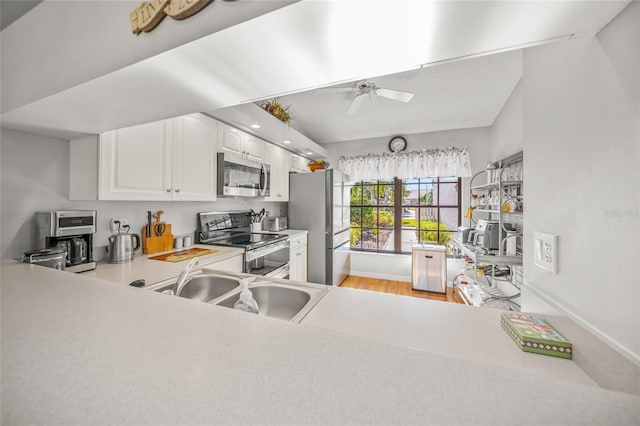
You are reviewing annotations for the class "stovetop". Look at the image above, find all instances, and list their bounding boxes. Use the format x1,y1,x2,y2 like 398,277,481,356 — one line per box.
197,211,287,250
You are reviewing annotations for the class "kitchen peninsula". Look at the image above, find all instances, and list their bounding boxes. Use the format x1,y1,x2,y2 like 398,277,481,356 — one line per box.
2,260,639,425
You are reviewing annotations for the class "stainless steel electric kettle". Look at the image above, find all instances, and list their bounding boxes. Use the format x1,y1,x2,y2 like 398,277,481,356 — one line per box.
106,231,141,264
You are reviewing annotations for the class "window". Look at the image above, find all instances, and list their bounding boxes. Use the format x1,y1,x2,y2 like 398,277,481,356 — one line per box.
348,177,461,254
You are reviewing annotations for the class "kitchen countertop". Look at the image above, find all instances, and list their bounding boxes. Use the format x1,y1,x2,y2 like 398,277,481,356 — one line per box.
81,244,244,285
302,286,595,386
2,260,639,425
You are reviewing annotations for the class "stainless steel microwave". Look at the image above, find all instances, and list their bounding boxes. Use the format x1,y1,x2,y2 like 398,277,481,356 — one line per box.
217,152,270,197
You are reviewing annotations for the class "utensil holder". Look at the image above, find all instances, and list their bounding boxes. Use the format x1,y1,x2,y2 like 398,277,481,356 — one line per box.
142,223,174,254
250,223,262,232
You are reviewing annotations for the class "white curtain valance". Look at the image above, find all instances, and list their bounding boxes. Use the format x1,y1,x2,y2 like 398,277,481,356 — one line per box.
338,146,472,181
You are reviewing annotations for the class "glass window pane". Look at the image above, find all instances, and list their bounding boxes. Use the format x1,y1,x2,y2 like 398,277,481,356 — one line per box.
361,228,377,250
419,181,435,206
377,208,394,229
439,207,459,231
350,207,362,226
419,207,438,222
401,220,419,252
362,184,376,205
349,228,362,249
379,229,394,251
349,184,362,205
378,184,394,206
418,218,440,244
438,183,459,205
401,207,417,229
361,207,375,228
403,181,419,205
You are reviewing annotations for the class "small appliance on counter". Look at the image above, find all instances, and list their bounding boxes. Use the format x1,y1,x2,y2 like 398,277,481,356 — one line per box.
457,226,474,244
22,247,67,270
263,216,287,232
35,210,97,272
472,220,515,251
106,224,141,264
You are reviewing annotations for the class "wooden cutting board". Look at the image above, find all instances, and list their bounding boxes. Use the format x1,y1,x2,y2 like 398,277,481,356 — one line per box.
149,247,218,262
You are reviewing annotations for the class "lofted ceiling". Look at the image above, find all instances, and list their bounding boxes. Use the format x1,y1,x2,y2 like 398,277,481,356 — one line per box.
272,50,523,144
0,1,630,151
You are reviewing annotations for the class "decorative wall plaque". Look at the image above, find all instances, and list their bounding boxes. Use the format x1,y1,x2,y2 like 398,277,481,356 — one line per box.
130,0,211,35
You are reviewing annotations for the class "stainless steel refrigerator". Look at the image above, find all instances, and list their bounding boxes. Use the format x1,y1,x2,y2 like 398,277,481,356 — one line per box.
289,169,350,286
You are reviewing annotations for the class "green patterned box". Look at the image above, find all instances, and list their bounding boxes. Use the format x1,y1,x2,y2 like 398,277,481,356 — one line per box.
501,313,572,359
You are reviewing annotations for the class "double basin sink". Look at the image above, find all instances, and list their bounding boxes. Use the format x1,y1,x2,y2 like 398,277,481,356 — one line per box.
145,270,328,322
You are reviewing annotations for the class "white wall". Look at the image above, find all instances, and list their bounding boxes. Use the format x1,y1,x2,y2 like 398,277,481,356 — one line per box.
489,79,523,160
0,128,287,261
0,1,295,113
521,1,639,366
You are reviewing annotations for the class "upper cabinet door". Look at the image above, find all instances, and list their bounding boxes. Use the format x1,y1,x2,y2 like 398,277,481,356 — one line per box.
290,155,309,173
99,120,173,201
264,144,290,202
244,134,266,163
217,122,244,156
171,114,218,201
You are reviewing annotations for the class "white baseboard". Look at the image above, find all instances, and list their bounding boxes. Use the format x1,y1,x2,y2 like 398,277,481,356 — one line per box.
524,284,640,368
348,270,411,283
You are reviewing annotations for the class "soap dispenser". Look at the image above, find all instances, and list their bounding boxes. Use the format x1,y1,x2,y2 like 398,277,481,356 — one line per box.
233,277,259,314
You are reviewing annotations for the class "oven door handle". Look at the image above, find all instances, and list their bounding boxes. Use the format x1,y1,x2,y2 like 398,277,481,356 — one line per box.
245,240,289,262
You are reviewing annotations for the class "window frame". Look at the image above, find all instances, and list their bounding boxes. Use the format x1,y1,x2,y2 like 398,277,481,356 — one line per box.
349,177,462,254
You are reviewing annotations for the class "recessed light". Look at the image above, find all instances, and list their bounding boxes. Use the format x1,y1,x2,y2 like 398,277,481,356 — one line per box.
283,140,291,144
305,151,313,155
250,124,261,129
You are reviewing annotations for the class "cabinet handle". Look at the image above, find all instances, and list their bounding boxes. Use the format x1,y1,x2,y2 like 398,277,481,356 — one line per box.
166,189,171,193
174,188,181,193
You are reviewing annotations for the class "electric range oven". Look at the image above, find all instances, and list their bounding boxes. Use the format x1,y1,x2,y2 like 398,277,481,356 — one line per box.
197,211,290,278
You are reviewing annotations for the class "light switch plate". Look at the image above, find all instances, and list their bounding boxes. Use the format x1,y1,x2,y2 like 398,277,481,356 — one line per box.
533,231,558,273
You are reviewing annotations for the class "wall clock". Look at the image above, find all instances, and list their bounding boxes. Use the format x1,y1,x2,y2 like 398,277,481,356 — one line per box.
388,136,407,153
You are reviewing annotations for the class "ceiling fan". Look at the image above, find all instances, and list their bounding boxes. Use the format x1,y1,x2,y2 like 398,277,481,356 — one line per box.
315,80,415,114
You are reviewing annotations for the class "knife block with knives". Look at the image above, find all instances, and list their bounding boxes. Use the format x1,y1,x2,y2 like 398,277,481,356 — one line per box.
142,210,174,254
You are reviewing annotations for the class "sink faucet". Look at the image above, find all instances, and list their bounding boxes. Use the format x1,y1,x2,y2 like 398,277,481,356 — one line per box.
175,257,199,296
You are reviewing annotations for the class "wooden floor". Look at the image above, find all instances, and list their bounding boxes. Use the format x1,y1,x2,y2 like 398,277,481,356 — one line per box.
340,276,462,304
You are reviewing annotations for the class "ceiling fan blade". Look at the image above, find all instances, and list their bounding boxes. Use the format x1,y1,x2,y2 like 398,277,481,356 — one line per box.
347,94,365,114
315,87,354,94
375,88,415,103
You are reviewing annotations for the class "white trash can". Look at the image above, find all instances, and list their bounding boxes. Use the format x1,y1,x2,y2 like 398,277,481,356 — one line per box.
411,244,446,294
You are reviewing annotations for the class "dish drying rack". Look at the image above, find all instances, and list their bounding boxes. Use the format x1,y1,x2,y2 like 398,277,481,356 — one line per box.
454,262,522,311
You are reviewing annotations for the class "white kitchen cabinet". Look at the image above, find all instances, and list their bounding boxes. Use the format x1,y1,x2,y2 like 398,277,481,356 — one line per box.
265,143,291,202
99,120,173,201
289,232,308,282
170,114,218,201
72,114,218,201
217,121,265,163
290,155,309,173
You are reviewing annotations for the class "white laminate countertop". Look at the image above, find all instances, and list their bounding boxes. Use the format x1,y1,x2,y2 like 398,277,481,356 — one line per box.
81,244,244,286
2,260,640,425
302,286,595,386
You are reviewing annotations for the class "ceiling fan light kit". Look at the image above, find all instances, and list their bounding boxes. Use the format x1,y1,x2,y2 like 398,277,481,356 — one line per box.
316,80,415,114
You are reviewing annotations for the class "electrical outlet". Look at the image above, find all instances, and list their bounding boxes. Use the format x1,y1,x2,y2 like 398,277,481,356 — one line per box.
533,231,558,273
110,217,128,233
